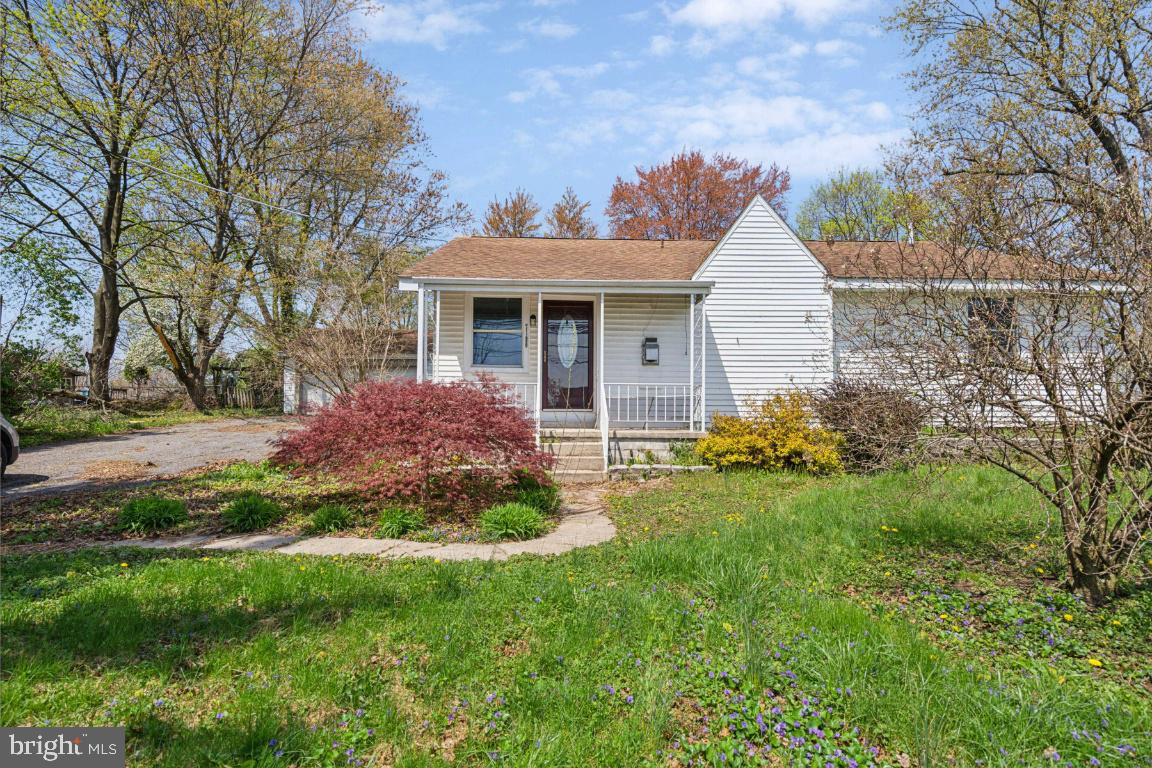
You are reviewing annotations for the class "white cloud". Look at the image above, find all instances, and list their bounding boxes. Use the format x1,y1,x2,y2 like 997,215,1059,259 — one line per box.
538,80,903,179
519,17,579,39
668,0,868,30
648,34,675,56
586,88,638,110
507,62,609,102
725,128,906,177
358,1,494,49
813,38,864,66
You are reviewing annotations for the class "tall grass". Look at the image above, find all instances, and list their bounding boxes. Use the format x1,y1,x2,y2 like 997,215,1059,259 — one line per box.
1,466,1146,766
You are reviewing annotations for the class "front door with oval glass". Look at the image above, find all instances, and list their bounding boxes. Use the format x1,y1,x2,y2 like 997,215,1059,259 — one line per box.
543,301,593,410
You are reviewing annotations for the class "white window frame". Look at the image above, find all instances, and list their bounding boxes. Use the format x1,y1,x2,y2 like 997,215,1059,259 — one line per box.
466,293,527,371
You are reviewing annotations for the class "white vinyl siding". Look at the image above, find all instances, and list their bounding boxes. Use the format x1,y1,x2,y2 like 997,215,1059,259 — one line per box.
602,294,690,385
696,196,833,419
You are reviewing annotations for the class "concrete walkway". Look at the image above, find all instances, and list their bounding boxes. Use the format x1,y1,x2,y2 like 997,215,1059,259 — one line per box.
109,486,616,560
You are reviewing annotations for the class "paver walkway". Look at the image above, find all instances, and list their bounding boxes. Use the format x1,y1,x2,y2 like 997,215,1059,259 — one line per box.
110,486,615,560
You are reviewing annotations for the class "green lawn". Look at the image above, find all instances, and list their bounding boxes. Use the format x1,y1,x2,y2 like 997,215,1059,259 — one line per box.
2,467,1149,766
12,404,279,447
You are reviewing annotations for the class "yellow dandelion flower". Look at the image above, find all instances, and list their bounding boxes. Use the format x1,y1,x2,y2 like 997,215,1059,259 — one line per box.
1087,658,1103,667
1063,613,1073,622
1036,567,1045,574
119,562,129,568
884,571,892,577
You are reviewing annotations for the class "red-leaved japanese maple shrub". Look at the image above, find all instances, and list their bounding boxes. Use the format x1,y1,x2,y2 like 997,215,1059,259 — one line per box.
271,378,554,515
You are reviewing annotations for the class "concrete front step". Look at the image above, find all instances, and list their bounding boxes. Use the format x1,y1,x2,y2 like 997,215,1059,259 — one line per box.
542,428,601,440
553,469,606,483
554,454,606,472
546,441,603,458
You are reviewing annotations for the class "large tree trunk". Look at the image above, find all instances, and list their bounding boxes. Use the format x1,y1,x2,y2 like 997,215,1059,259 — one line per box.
86,154,127,405
87,273,120,404
1061,495,1119,606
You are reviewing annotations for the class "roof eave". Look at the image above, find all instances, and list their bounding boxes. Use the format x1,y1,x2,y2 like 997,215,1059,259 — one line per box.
830,277,1118,291
398,277,714,294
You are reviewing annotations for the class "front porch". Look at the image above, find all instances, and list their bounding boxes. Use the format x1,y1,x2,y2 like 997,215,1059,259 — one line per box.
404,281,714,474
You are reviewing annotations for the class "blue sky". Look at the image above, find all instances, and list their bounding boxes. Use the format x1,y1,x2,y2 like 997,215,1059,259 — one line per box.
356,0,913,234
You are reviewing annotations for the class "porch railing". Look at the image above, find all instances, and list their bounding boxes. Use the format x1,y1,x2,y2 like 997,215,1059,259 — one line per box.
442,379,536,413
605,383,692,428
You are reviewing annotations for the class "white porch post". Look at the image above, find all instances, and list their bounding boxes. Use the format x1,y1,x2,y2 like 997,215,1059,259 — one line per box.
416,286,426,383
432,289,440,382
535,291,543,445
688,293,696,431
599,291,607,466
700,295,708,430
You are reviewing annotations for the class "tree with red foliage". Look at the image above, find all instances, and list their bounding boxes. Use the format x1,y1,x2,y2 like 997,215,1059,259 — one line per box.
606,150,791,239
271,378,554,514
482,189,542,237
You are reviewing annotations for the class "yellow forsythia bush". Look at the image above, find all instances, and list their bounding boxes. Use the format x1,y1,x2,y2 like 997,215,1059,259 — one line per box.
695,392,843,475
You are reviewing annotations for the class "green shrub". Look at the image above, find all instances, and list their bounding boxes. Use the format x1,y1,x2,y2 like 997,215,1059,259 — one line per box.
204,460,284,483
376,506,425,538
481,502,547,541
221,492,284,532
119,496,188,533
668,440,700,466
695,392,842,475
512,476,561,514
309,504,354,533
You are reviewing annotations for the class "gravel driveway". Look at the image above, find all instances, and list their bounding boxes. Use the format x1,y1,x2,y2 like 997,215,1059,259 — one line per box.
0,418,294,501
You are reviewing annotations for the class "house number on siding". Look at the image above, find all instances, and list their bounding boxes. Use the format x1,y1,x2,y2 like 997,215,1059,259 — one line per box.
558,315,578,368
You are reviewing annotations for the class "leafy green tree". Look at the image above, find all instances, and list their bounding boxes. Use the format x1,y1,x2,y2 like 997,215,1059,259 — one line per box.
0,239,82,348
2,0,172,403
795,168,931,242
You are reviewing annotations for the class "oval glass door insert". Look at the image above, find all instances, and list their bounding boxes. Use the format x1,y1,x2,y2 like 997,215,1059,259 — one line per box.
557,315,578,368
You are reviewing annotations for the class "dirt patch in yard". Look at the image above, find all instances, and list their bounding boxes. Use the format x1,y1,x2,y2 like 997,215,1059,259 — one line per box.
214,422,285,434
79,459,157,481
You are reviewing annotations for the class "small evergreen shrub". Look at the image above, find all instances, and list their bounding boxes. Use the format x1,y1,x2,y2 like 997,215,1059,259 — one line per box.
814,378,929,473
309,504,354,533
377,506,425,538
695,392,843,475
221,492,284,532
119,496,188,533
481,502,547,541
512,474,561,514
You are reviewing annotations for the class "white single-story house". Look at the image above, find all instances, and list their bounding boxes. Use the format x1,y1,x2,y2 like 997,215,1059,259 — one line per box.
381,195,1033,478
285,195,1036,477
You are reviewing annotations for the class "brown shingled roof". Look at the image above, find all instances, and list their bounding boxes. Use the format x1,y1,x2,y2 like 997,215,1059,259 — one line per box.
403,237,715,281
402,236,1034,282
804,240,1032,280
